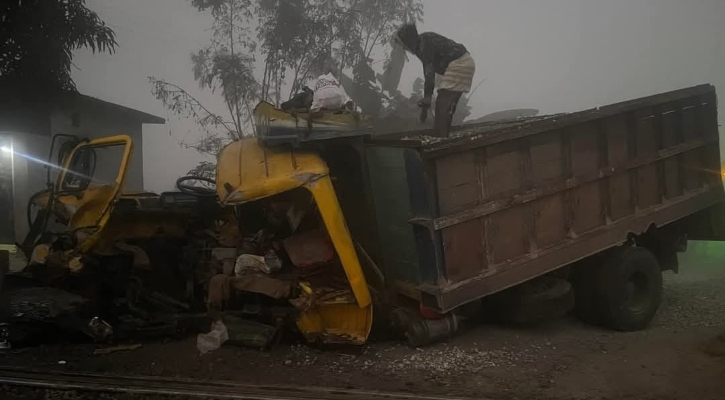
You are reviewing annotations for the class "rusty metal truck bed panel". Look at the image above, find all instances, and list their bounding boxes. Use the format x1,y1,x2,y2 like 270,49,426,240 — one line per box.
364,84,723,312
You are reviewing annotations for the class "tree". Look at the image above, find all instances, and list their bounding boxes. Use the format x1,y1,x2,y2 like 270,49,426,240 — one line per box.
149,0,259,177
256,0,422,108
150,0,423,178
256,0,321,104
0,0,116,98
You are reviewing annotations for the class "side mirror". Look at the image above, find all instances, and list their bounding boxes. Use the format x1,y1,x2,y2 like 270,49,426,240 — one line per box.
60,147,96,192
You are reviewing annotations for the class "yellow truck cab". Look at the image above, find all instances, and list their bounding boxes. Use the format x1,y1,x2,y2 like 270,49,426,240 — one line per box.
215,139,373,344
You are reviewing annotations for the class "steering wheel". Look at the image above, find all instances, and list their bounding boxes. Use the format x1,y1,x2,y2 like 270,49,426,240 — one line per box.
176,175,217,197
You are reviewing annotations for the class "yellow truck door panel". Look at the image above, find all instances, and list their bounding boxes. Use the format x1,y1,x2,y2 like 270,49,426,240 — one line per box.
54,135,133,251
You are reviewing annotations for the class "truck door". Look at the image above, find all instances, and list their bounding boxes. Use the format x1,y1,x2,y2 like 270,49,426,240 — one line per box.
53,135,133,252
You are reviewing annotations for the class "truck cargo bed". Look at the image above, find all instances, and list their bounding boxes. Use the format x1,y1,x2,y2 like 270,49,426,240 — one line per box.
363,84,723,312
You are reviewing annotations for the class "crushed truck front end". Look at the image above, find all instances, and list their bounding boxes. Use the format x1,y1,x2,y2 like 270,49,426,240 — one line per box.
215,139,373,345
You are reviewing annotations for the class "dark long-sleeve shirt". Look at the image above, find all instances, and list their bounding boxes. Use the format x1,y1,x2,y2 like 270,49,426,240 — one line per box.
413,32,468,98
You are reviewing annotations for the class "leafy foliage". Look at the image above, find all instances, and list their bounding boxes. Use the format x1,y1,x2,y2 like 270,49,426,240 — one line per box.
0,0,117,98
185,160,217,180
257,0,339,103
256,0,423,106
150,0,424,177
150,0,259,166
149,78,234,155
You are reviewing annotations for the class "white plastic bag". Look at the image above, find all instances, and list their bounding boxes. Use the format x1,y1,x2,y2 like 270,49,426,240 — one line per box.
311,73,349,110
234,254,268,275
196,320,229,354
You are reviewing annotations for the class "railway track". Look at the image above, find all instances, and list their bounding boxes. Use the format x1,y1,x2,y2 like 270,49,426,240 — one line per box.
0,367,473,400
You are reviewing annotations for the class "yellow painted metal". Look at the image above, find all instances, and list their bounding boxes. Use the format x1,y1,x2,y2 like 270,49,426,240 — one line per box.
305,176,371,308
253,101,374,133
216,139,328,205
217,138,371,308
54,135,133,252
296,302,373,345
217,138,373,343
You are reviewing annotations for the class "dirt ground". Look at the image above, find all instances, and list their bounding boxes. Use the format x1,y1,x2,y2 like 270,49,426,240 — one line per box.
2,245,725,400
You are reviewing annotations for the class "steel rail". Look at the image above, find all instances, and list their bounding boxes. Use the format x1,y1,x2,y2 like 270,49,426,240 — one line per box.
0,366,475,400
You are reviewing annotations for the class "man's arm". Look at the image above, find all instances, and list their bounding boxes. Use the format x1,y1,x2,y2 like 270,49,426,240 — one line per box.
418,36,436,103
422,62,435,101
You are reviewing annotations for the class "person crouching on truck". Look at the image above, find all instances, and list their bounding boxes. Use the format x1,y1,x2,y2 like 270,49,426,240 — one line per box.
396,23,476,137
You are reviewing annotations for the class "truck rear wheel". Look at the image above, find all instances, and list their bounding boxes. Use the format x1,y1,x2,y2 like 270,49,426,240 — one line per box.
574,246,662,331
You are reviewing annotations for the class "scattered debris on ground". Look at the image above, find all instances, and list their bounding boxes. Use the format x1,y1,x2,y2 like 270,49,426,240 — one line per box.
93,344,142,355
2,252,724,400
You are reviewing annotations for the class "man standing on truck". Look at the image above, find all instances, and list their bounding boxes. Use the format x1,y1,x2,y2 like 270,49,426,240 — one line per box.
396,23,476,137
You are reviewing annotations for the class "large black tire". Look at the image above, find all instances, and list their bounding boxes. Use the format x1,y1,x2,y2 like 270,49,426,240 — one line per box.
574,246,662,331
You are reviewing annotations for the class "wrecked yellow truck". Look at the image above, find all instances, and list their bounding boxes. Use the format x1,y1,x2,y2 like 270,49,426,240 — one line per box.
14,134,213,342
246,84,725,347
12,84,725,350
12,132,374,347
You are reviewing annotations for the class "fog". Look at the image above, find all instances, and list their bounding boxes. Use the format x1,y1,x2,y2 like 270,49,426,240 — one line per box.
70,0,725,192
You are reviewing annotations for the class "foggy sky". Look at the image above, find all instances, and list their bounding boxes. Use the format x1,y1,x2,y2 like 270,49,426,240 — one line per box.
71,0,725,192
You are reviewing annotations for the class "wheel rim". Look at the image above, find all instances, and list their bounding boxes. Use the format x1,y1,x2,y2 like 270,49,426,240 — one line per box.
625,271,651,314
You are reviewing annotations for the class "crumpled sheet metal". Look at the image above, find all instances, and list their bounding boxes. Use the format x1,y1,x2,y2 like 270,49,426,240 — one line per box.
289,287,355,312
296,301,373,345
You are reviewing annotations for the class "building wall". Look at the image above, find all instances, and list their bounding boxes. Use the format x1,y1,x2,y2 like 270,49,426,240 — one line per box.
51,108,145,191
6,131,52,244
0,135,16,245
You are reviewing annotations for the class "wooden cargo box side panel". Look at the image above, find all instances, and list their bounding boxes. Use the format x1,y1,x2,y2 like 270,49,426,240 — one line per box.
441,219,485,282
489,205,528,265
435,140,534,281
485,141,522,198
633,110,661,209
656,96,718,197
530,131,564,183
605,114,635,221
436,151,486,282
534,196,567,249
683,149,704,192
701,92,720,141
672,92,724,241
485,142,528,267
436,151,482,215
684,96,711,192
701,93,721,187
569,122,604,234
695,93,720,188
681,96,701,143
429,86,722,289
529,131,567,249
413,85,723,311
660,102,686,200
663,157,682,199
